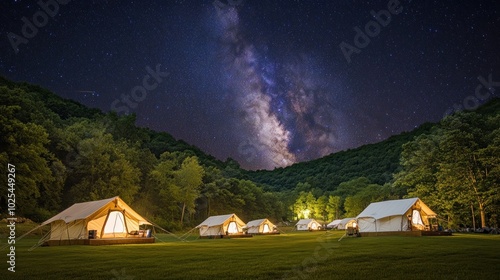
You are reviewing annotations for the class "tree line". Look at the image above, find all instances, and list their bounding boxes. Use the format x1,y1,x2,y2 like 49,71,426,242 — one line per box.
394,108,500,229
0,79,285,229
1,77,498,229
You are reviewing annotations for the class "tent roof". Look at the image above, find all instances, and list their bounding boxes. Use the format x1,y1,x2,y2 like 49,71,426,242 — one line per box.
327,219,342,227
246,218,273,228
295,219,318,225
42,196,151,226
356,198,436,220
196,214,245,228
339,217,356,225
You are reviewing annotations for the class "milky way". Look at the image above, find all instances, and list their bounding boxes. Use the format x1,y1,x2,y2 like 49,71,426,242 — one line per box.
215,4,347,169
3,1,496,171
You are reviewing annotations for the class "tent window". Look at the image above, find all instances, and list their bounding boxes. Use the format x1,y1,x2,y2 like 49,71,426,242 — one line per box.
103,211,127,234
227,221,238,234
263,224,270,233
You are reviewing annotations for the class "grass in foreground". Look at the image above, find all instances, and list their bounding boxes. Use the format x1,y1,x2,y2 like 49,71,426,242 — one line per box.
1,231,499,279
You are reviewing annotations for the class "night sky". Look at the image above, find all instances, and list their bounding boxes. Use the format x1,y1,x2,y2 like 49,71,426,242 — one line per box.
1,0,499,170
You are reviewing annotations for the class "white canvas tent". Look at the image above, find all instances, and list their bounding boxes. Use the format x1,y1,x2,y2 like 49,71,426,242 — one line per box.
196,214,246,236
356,198,436,233
245,218,276,234
326,219,341,229
295,219,321,231
41,196,151,241
337,218,357,230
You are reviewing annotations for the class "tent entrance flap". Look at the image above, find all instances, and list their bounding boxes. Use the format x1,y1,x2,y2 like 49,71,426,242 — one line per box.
412,210,424,226
227,221,238,234
102,210,128,237
263,224,270,233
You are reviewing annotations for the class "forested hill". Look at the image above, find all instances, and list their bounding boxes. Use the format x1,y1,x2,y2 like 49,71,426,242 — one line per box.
0,76,227,170
1,77,266,228
244,98,500,191
242,124,434,191
2,76,498,228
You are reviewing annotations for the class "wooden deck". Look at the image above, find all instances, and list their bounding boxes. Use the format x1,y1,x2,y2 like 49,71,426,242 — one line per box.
43,237,155,246
359,231,452,237
421,231,452,236
199,234,253,239
251,232,281,236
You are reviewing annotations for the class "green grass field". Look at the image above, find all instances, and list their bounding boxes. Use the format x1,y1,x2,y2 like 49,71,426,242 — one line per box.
2,229,499,279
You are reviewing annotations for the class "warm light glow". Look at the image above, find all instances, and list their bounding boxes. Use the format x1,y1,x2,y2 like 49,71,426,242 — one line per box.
227,221,238,234
412,210,424,226
301,209,311,219
263,224,270,233
103,211,126,234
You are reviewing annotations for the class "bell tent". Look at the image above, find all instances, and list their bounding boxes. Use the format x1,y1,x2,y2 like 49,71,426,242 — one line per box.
295,219,321,231
356,197,436,233
245,218,276,234
40,196,153,245
196,214,246,236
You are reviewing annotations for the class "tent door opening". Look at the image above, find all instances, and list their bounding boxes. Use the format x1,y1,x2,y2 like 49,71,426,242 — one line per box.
103,211,127,236
411,209,424,230
262,224,270,233
227,221,238,234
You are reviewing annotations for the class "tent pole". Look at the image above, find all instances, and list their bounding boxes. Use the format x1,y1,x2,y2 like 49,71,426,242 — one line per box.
0,224,43,250
66,224,71,245
58,223,66,246
100,209,112,239
28,229,51,251
122,209,129,237
338,232,347,241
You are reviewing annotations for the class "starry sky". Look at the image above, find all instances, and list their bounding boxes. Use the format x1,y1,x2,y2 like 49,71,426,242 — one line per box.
1,0,499,170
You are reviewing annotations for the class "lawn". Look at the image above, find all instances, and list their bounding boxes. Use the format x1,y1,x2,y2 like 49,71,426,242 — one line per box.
2,230,499,279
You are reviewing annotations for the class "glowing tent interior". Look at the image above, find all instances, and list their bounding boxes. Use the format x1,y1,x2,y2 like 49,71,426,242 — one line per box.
196,214,247,237
37,196,154,246
295,219,321,231
245,218,277,234
356,197,437,233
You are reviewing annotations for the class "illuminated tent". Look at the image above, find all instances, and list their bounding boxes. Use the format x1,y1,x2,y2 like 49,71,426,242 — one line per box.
196,214,246,236
356,198,436,233
41,196,151,241
337,218,357,230
245,218,276,234
295,219,321,231
326,219,342,229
